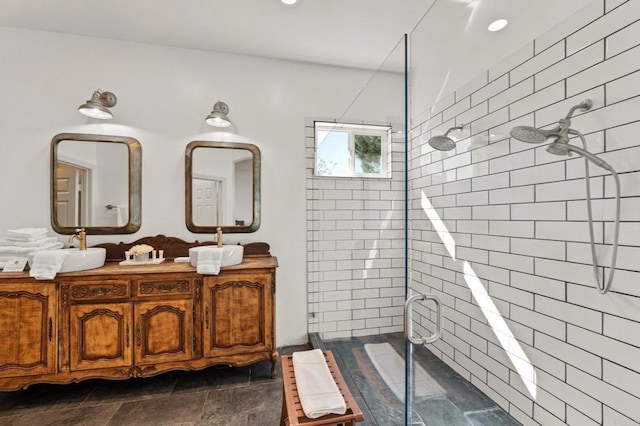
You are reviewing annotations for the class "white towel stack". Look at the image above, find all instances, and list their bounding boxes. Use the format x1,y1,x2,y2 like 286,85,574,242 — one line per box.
292,349,347,419
0,228,63,263
5,228,49,242
196,247,224,275
29,250,68,280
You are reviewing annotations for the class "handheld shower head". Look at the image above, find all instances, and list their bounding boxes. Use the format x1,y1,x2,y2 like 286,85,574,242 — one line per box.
428,124,464,151
547,140,613,171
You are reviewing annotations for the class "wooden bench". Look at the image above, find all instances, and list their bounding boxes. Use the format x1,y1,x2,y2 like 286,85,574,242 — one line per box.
280,350,364,426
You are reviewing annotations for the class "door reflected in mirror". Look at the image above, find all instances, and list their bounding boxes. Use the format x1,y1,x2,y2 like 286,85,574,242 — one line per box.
51,134,141,235
185,141,260,234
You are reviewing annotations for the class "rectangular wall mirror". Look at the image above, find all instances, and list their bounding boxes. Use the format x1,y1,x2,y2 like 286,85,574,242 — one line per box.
185,141,260,234
51,133,142,235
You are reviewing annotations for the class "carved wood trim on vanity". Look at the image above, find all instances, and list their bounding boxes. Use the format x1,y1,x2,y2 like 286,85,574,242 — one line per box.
0,238,278,391
93,234,271,262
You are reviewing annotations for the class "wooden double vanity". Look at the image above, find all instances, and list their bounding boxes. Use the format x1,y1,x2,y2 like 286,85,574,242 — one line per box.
0,238,278,391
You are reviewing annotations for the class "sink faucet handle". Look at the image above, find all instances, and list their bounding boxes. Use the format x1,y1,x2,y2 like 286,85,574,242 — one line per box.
216,227,223,248
69,228,87,250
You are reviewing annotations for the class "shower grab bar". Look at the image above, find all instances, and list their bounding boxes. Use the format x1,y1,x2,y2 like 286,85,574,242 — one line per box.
404,293,442,345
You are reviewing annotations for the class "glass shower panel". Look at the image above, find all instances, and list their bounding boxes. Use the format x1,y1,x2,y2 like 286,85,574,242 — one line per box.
313,34,424,424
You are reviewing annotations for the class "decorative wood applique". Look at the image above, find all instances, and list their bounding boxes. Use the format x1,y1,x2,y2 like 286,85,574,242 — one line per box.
93,234,270,262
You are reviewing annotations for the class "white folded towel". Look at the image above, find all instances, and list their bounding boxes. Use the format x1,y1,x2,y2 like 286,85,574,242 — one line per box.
29,250,68,280
0,241,63,255
14,237,59,248
197,247,223,275
6,228,49,242
0,254,29,262
292,349,347,419
0,238,15,246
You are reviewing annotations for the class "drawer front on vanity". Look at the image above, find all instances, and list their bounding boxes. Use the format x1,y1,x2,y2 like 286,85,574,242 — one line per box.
69,280,130,301
134,278,193,297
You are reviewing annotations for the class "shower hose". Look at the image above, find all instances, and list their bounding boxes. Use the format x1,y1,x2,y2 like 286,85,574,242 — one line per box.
572,130,620,294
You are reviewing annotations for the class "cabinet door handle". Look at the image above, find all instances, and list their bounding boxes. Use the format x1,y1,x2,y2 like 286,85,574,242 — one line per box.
48,317,53,342
136,324,141,347
126,324,130,348
157,284,175,293
205,307,209,329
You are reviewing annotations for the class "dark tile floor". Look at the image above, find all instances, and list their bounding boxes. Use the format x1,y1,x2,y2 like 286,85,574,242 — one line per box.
0,334,519,425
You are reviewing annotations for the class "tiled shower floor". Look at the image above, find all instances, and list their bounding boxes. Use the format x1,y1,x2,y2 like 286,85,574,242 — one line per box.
319,332,520,425
0,334,519,425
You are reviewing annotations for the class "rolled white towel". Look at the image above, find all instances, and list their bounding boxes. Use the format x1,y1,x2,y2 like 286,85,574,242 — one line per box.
6,228,48,242
29,250,68,280
292,349,347,419
197,247,223,275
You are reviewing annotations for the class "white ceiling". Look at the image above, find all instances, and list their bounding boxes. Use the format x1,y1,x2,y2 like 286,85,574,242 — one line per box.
0,0,592,72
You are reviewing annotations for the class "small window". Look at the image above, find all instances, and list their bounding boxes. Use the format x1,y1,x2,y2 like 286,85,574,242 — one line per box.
314,122,390,178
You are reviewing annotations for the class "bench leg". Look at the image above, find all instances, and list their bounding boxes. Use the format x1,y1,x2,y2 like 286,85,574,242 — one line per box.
280,383,287,426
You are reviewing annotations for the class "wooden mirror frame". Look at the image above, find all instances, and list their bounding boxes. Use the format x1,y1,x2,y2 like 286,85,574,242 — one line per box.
51,133,142,235
185,141,261,234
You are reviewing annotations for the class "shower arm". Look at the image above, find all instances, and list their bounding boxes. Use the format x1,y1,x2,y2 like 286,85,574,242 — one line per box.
564,99,593,120
443,124,464,137
547,99,594,138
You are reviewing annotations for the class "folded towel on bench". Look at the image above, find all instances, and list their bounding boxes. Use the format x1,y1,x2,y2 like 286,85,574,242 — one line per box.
292,349,346,419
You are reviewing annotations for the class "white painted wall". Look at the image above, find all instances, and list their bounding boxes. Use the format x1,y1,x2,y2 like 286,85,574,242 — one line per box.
0,26,385,347
410,0,640,424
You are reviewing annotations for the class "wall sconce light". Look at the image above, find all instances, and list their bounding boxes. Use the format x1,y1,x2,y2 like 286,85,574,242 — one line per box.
78,90,117,119
205,100,231,128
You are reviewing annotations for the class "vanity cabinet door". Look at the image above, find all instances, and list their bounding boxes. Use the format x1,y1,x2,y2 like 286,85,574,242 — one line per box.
69,302,133,371
202,272,273,358
0,284,56,378
134,299,194,367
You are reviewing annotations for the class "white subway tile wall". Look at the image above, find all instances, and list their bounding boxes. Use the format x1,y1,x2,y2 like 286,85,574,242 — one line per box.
410,0,640,424
306,123,406,339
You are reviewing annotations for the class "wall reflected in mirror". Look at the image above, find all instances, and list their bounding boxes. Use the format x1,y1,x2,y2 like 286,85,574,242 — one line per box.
185,141,260,234
51,133,141,235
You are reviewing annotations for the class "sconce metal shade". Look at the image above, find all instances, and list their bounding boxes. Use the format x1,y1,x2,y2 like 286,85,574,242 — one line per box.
205,100,231,128
78,90,117,119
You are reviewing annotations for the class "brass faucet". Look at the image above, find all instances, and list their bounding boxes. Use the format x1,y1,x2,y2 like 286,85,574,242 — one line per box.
216,227,223,248
68,228,87,250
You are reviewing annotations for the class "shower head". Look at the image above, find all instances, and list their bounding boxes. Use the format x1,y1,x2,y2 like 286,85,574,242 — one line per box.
510,99,594,144
509,126,557,144
428,135,456,151
428,124,464,151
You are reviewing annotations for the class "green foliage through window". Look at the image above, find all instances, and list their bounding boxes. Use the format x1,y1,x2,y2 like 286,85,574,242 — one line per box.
354,135,381,174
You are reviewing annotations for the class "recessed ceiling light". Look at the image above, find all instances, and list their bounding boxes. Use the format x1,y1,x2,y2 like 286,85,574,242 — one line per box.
281,0,298,5
488,19,508,32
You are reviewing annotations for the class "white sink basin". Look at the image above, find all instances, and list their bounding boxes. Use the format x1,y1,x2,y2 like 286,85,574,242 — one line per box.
189,245,244,268
29,247,106,273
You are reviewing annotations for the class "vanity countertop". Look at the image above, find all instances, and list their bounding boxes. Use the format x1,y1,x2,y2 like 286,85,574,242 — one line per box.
0,255,277,280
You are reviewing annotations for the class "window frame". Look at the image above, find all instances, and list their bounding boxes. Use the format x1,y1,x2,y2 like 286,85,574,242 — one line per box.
314,121,391,178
